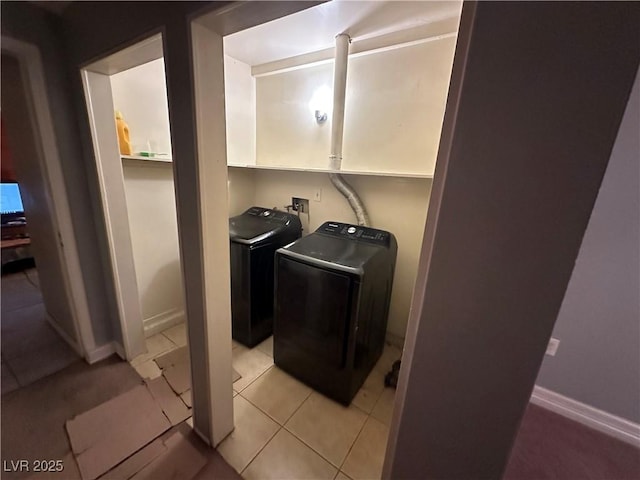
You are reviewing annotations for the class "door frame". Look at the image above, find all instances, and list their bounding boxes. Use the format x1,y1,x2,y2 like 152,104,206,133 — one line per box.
78,34,168,361
185,0,463,448
1,36,98,361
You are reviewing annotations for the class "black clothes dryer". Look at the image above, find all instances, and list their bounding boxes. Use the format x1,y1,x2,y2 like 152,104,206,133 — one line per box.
229,206,302,347
273,221,397,405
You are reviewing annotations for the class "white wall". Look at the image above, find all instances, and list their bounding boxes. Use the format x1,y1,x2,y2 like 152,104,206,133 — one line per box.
536,69,640,423
110,61,185,331
122,162,185,327
110,58,172,155
224,55,256,165
227,166,256,215
229,30,457,338
255,36,457,175
257,62,333,169
343,38,456,175
228,167,432,339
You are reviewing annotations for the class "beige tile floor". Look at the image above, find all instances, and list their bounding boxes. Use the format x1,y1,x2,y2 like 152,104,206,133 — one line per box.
131,328,401,480
130,326,185,379
226,337,401,480
1,268,79,393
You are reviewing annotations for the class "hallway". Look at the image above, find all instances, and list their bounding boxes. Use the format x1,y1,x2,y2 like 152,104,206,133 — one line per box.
1,266,79,393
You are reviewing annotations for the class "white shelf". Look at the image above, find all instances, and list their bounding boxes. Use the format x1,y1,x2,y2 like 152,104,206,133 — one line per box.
227,163,433,179
121,155,172,163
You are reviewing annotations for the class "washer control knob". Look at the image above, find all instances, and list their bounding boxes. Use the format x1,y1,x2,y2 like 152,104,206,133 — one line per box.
347,226,357,234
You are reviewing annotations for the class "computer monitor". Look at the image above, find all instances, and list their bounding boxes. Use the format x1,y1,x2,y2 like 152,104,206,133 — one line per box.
1,182,25,223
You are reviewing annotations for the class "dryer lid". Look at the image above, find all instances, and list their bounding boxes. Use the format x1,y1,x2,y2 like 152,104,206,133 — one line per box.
277,232,378,273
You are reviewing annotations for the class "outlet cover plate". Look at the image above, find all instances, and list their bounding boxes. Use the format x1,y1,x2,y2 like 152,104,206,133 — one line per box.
546,338,560,356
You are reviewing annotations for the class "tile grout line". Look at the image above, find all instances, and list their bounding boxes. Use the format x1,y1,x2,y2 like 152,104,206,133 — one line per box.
338,409,371,474
369,387,394,425
238,367,311,427
239,424,283,477
233,360,274,394
160,331,179,348
280,392,358,472
239,389,284,426
279,384,390,474
239,385,315,477
131,334,181,367
280,421,346,472
223,357,277,477
351,381,386,417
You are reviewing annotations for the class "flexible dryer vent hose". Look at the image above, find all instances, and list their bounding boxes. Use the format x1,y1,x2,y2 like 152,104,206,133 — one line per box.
329,173,370,226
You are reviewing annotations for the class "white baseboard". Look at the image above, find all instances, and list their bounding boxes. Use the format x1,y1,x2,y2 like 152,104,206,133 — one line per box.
385,331,405,349
45,314,82,356
46,314,120,365
531,385,640,446
85,342,118,364
113,342,126,360
143,308,185,337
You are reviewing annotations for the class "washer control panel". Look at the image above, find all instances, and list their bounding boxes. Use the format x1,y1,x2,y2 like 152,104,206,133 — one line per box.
244,206,295,223
319,222,391,247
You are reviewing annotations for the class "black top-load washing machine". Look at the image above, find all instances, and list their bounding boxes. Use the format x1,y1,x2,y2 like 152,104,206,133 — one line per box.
229,207,302,347
273,221,397,405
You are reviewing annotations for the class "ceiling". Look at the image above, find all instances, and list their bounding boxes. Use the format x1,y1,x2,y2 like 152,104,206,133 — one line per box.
224,0,462,67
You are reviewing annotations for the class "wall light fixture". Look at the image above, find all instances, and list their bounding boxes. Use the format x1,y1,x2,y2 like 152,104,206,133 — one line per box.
315,110,328,123
309,85,332,125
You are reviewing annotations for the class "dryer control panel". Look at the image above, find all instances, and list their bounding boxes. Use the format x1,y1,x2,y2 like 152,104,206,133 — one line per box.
318,222,392,247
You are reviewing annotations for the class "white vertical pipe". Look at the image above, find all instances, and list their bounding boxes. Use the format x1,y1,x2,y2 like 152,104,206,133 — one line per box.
330,33,350,170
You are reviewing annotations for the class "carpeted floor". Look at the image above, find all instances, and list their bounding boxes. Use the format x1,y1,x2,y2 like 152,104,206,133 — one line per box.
505,403,640,480
1,355,241,480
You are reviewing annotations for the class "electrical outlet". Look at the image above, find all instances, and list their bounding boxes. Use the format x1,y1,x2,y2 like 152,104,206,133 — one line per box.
291,197,309,213
546,338,560,356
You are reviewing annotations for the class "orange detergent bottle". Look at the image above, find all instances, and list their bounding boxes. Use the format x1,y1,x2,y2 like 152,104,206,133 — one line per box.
115,111,132,155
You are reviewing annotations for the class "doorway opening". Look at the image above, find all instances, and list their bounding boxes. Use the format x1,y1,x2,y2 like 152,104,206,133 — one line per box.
191,1,463,476
1,50,85,391
80,34,191,405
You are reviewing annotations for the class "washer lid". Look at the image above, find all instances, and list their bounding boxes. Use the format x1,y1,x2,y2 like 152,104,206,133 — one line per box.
229,206,301,244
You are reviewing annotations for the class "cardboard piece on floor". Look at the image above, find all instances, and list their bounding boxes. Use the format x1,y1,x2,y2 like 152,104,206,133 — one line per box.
163,361,191,395
66,384,171,480
154,347,189,370
131,432,207,480
180,390,192,408
155,347,241,383
100,438,166,480
145,377,191,426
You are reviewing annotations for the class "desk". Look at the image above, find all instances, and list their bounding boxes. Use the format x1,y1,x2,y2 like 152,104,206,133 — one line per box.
1,236,32,267
1,223,27,239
